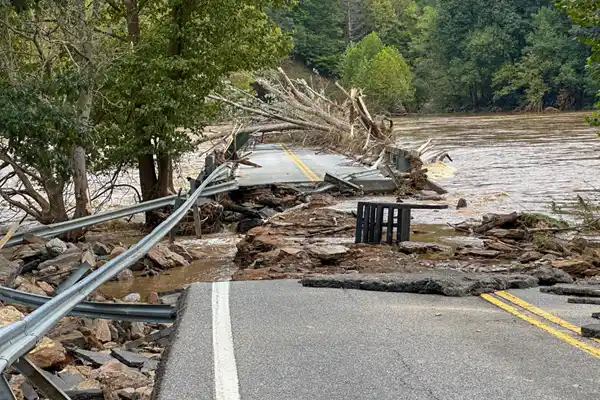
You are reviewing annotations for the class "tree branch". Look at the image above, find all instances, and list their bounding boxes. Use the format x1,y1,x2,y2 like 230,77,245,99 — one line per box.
93,27,128,42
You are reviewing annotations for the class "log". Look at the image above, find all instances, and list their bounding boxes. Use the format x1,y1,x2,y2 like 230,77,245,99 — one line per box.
223,202,262,218
473,213,519,234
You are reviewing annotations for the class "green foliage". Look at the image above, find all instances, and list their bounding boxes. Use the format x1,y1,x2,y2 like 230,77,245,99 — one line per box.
0,74,83,181
558,0,600,129
95,0,292,169
271,0,346,75
341,32,413,112
493,6,595,110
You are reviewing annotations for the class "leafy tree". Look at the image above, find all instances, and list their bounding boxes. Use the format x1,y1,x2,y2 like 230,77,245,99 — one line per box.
341,32,413,112
271,0,346,75
558,0,600,126
94,0,292,224
0,0,107,226
493,6,595,111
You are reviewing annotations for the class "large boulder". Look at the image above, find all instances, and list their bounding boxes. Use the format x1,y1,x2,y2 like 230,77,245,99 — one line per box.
147,244,189,269
29,337,67,368
89,359,151,390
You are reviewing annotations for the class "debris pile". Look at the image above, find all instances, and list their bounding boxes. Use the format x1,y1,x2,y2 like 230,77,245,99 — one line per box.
452,212,600,277
2,300,173,400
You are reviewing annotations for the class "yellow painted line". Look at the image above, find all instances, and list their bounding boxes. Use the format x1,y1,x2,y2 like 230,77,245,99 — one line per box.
496,290,600,344
480,293,600,359
280,144,321,182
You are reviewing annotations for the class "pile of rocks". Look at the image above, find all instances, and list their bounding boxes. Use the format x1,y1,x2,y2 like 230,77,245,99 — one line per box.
2,304,172,400
2,237,203,292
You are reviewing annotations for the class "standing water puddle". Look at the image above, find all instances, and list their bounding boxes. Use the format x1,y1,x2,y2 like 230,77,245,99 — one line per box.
99,234,241,299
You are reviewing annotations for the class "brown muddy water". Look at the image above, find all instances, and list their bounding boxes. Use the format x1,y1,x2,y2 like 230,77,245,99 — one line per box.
395,112,600,222
100,112,599,296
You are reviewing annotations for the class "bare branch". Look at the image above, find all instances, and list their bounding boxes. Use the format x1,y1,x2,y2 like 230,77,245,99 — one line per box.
93,27,128,42
0,190,42,220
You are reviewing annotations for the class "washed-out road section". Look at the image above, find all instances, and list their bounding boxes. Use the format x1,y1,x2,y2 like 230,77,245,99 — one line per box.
156,281,600,400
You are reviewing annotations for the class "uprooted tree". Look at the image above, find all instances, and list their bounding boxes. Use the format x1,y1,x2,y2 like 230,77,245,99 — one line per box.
210,68,440,192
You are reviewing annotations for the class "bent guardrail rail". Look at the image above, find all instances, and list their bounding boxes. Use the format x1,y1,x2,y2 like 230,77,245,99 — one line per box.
5,169,236,248
0,287,175,323
0,163,231,399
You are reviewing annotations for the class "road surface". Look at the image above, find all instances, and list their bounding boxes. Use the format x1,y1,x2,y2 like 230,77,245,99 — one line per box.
156,281,600,400
236,143,391,187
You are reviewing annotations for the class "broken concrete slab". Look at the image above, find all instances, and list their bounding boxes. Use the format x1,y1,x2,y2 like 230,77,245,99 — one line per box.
528,267,573,286
110,348,151,368
540,286,600,297
300,271,539,297
581,324,600,338
71,349,115,367
306,245,349,262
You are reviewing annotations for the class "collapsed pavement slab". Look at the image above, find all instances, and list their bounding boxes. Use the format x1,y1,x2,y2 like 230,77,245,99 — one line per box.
300,271,539,297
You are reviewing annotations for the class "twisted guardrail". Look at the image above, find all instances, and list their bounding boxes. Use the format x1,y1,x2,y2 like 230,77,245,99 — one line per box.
0,163,233,398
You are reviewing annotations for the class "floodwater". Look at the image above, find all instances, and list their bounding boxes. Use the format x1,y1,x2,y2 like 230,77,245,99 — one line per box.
90,112,600,295
99,234,240,299
394,112,600,223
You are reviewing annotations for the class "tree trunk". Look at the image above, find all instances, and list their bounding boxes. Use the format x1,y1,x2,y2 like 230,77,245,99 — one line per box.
156,154,174,198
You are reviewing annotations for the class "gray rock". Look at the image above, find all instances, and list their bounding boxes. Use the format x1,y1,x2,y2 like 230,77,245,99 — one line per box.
307,245,349,262
117,269,134,281
397,241,452,254
458,249,501,258
91,242,110,256
141,359,160,372
64,389,104,400
46,238,68,257
38,252,82,271
456,198,468,209
0,255,23,286
130,322,146,340
123,293,141,303
528,267,574,286
300,271,539,297
581,324,600,338
160,293,181,306
110,348,152,368
55,331,87,348
237,218,264,233
259,207,279,218
12,243,46,260
71,348,114,367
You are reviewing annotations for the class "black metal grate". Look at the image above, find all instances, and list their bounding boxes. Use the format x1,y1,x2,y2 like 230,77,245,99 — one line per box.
355,202,449,245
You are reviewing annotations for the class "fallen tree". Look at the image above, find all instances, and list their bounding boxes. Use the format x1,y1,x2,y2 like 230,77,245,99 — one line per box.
210,68,446,193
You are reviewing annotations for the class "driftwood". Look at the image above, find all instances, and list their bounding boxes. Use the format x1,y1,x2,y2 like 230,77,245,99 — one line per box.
473,213,520,234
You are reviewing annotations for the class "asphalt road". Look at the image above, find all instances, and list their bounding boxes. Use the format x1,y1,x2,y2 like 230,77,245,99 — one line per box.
156,281,600,400
236,143,387,186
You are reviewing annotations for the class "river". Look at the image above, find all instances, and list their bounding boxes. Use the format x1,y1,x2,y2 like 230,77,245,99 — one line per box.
395,111,600,219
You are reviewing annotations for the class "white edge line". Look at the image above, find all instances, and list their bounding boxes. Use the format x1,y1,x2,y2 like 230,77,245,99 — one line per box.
212,281,241,400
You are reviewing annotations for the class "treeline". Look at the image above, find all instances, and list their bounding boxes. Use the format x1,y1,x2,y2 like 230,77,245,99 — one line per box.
271,0,599,113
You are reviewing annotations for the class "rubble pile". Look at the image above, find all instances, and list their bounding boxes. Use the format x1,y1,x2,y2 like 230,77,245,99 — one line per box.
2,301,172,400
453,212,600,277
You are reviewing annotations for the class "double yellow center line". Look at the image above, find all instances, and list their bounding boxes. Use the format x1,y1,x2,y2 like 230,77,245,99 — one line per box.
280,144,321,182
481,291,600,358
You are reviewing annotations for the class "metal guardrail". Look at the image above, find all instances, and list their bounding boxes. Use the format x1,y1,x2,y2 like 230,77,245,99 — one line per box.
5,171,236,248
0,164,232,399
0,287,175,323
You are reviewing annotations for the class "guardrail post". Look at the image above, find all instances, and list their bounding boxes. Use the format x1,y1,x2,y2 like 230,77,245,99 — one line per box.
190,181,203,239
169,192,186,243
13,357,71,400
0,375,17,400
